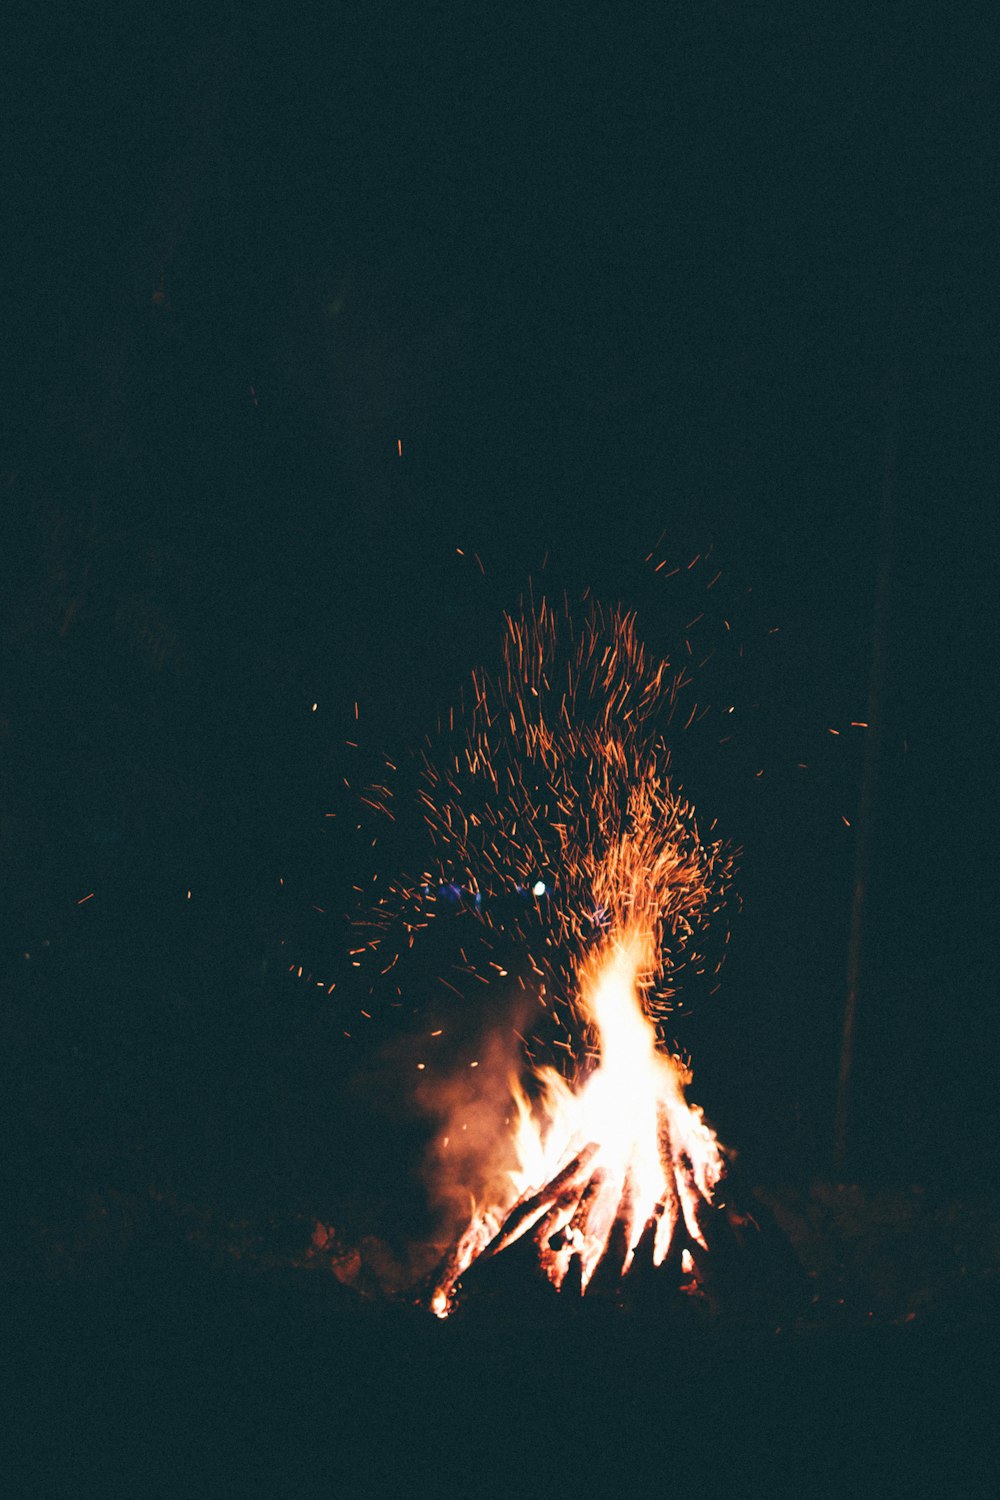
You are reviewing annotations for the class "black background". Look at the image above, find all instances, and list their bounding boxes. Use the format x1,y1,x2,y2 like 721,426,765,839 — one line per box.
3,2,998,1247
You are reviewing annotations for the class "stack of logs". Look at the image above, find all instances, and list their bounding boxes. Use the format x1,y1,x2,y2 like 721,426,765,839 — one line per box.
429,1155,809,1325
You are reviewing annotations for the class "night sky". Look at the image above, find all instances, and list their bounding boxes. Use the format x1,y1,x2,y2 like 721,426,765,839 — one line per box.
3,2,998,1241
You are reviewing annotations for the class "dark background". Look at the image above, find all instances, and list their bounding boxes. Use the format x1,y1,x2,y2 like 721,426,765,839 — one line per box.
3,2,997,1253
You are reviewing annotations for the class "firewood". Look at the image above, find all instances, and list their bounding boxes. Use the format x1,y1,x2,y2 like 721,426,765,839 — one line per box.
483,1142,600,1259
586,1215,630,1295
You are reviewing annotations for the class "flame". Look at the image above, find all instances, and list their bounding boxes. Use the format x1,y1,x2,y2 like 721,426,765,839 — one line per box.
431,925,725,1315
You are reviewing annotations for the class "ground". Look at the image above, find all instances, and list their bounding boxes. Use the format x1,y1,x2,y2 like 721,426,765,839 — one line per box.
4,1176,998,1495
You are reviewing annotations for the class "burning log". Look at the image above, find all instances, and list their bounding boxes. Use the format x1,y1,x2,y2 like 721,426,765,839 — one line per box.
585,1215,631,1297
481,1142,601,1260
449,1218,567,1310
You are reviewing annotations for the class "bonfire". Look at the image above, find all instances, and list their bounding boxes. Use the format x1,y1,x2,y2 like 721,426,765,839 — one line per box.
430,929,726,1316
358,598,735,1315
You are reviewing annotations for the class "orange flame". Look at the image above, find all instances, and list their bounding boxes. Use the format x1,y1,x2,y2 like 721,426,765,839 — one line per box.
431,925,725,1315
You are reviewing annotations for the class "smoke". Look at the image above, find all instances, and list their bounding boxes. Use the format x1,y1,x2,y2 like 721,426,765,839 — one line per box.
415,1007,533,1252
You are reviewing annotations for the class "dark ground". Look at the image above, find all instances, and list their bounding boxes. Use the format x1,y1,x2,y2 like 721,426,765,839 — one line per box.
3,3,999,1490
3,1265,998,1495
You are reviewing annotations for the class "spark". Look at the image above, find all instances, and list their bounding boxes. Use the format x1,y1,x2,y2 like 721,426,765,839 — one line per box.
355,594,734,1050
